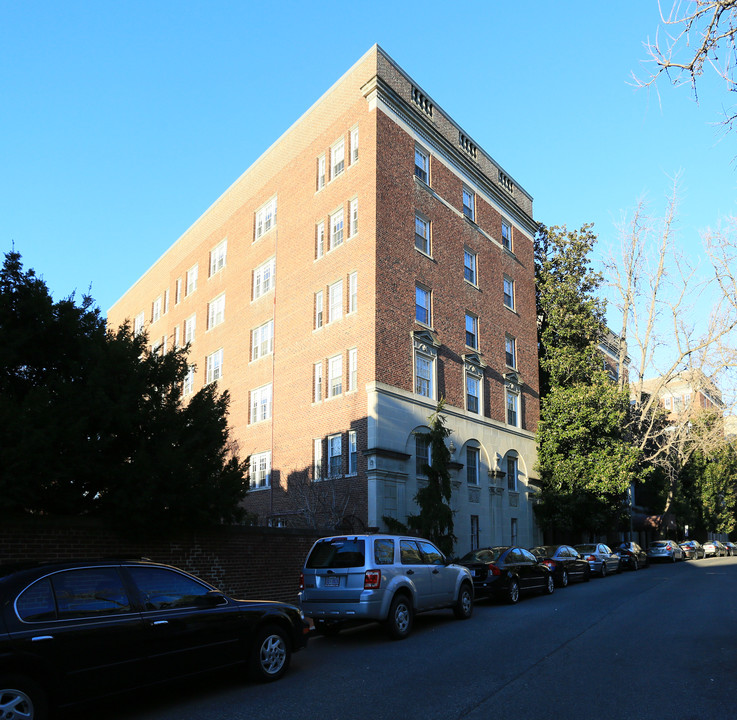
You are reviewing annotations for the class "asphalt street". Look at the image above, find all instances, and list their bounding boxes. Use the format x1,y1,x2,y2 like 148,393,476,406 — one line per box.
79,555,737,720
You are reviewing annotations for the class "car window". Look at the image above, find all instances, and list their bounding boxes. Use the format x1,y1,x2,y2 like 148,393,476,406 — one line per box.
373,539,394,565
417,540,444,565
306,538,366,569
127,566,214,611
400,540,423,565
575,545,596,554
520,549,537,563
16,578,57,622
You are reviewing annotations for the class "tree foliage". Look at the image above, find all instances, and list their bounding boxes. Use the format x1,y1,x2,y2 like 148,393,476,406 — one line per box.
0,250,249,535
534,225,640,538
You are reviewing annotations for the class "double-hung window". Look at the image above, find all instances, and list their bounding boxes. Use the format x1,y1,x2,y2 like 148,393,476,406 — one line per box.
251,320,273,361
250,451,271,489
134,311,145,336
328,434,342,478
175,278,182,304
466,375,480,414
328,355,343,397
505,335,517,368
462,187,475,221
503,276,515,310
182,365,195,396
186,264,198,296
255,197,277,240
184,314,196,344
151,296,162,323
415,353,434,398
506,389,519,427
414,146,429,183
348,272,358,313
205,349,223,384
331,138,345,179
464,250,477,285
507,456,518,492
349,198,358,237
208,294,225,329
415,433,430,476
253,258,275,300
415,214,430,255
501,221,512,251
314,362,323,403
465,313,478,349
315,290,324,329
316,221,325,259
350,127,359,163
210,240,227,276
348,430,358,475
330,208,344,250
466,447,480,485
250,384,272,423
317,154,326,190
313,439,323,480
348,348,357,392
415,285,431,326
329,280,343,323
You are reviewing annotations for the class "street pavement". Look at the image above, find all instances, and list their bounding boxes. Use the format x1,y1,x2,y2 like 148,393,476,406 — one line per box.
79,555,737,720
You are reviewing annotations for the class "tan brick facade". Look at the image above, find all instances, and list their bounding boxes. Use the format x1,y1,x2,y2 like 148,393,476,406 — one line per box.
108,46,542,553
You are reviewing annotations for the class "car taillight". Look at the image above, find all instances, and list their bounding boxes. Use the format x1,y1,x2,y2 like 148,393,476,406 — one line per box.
586,555,596,562
487,563,502,576
543,560,556,570
364,570,381,589
299,572,304,591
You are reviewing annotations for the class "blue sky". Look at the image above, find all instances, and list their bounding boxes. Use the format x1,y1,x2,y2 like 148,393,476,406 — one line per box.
1,1,735,316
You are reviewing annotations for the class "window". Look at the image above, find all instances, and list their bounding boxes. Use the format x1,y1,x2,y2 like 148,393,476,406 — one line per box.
467,447,480,485
314,362,323,402
502,221,512,251
348,272,358,313
250,384,272,423
313,439,323,480
507,456,518,491
506,389,519,427
415,352,434,398
186,264,198,296
315,290,324,329
183,365,195,396
250,451,271,489
134,311,145,336
330,208,344,250
163,289,169,315
328,434,342,478
316,221,325,259
210,240,227,276
350,126,359,163
503,275,515,310
331,138,345,179
464,250,477,285
255,197,277,240
511,517,518,545
348,430,357,475
664,396,672,409
415,214,430,254
465,313,478,349
151,296,161,323
329,280,343,322
328,355,343,397
462,187,475,221
251,320,273,361
173,325,180,349
414,146,429,183
184,314,196,344
505,335,517,368
470,515,480,551
466,375,480,414
317,154,326,191
253,258,275,300
415,433,429,476
349,198,358,237
208,294,225,329
416,285,431,325
206,349,223,384
175,278,182,304
348,348,357,392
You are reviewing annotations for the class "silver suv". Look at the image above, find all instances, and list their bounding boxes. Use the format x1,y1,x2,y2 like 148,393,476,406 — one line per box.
298,534,473,639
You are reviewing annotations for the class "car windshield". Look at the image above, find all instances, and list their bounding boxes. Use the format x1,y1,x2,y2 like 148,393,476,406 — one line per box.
460,547,507,564
529,546,558,558
650,541,668,548
306,538,366,569
575,544,597,553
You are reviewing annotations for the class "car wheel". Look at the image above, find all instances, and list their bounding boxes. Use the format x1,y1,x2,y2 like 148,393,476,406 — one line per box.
600,563,608,578
453,583,473,620
632,559,639,571
250,625,291,682
386,594,413,639
671,554,676,563
507,579,520,604
0,675,48,720
544,574,555,595
560,570,569,588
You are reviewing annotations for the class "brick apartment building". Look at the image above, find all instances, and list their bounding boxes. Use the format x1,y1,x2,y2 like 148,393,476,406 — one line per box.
108,45,542,553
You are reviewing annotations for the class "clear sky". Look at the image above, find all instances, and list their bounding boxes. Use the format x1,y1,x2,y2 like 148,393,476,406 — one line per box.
1,1,735,317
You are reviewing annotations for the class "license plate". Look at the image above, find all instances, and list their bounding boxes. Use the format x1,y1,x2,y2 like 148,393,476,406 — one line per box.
323,575,340,587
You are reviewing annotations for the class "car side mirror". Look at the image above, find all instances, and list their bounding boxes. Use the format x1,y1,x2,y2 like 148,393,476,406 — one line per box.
198,591,227,607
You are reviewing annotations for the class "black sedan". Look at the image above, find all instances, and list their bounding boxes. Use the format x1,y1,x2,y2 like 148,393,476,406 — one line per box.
617,541,649,570
529,545,591,586
0,558,309,719
457,546,555,603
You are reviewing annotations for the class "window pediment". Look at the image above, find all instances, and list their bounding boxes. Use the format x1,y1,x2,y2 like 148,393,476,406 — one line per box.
413,329,440,355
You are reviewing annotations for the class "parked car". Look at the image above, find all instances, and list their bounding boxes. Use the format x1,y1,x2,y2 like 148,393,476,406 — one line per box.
528,545,591,586
0,558,309,719
298,535,473,640
723,541,737,556
617,542,649,571
457,546,555,603
680,540,705,559
647,540,684,562
679,542,698,560
703,540,728,557
573,544,621,577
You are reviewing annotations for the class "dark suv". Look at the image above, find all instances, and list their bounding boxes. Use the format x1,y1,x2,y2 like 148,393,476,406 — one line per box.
0,558,309,718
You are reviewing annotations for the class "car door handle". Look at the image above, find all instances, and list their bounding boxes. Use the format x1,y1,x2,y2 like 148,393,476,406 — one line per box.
406,570,414,575
432,569,440,574
31,636,53,642
151,620,169,626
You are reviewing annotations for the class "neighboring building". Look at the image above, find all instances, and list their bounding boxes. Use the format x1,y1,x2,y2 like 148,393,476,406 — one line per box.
641,370,724,420
599,329,629,385
108,45,542,552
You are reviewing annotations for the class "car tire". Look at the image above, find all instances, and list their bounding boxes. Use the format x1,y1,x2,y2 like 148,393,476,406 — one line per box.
600,563,608,578
453,583,473,620
584,567,591,582
250,625,291,682
560,570,568,588
506,579,520,604
671,554,676,563
544,574,555,595
386,594,413,640
0,675,48,720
